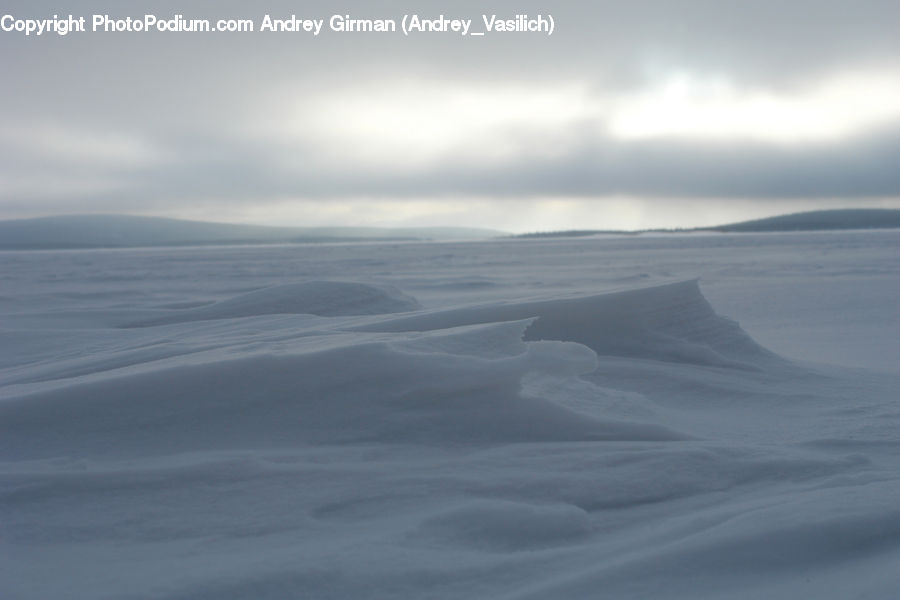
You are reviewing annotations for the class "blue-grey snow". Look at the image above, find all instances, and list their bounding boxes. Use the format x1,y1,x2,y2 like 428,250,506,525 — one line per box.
1,230,899,599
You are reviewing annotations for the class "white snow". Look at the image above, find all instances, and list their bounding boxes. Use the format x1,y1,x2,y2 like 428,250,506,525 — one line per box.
125,281,422,327
1,229,898,599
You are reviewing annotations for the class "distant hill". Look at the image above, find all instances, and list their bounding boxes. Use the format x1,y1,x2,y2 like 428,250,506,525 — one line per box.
0,215,503,250
511,209,900,239
703,209,900,232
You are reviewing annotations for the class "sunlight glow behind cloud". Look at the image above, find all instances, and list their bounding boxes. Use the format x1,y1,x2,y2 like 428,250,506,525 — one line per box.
608,70,900,143
260,69,900,173
274,82,596,167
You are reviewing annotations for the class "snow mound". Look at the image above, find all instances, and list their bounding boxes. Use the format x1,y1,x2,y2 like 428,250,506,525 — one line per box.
4,239,900,600
0,319,684,460
127,281,421,326
358,280,781,369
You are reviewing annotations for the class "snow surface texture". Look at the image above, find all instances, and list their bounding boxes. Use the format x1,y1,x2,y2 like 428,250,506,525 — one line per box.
125,281,422,326
2,230,899,599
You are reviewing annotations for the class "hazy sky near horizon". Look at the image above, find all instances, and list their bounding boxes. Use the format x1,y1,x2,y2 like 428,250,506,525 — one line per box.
2,0,899,231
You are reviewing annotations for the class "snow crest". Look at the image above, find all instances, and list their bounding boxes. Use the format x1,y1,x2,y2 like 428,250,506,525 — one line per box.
0,281,796,461
359,279,781,369
1,316,687,460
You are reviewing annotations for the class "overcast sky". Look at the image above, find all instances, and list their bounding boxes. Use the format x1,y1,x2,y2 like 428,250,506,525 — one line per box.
2,0,899,231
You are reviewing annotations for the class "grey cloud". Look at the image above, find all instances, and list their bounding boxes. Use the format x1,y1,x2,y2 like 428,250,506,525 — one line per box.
5,1,900,104
2,0,900,220
4,126,899,216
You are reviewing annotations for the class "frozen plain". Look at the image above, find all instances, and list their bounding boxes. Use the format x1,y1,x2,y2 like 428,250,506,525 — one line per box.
1,230,898,599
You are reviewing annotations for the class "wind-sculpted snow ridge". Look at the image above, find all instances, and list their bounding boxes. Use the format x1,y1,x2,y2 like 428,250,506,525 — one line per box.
1,281,788,460
3,265,899,600
125,281,421,327
358,279,784,370
0,319,687,460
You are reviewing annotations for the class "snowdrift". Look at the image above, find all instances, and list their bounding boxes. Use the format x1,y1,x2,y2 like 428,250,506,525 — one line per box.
2,280,784,460
358,279,782,370
3,258,899,600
